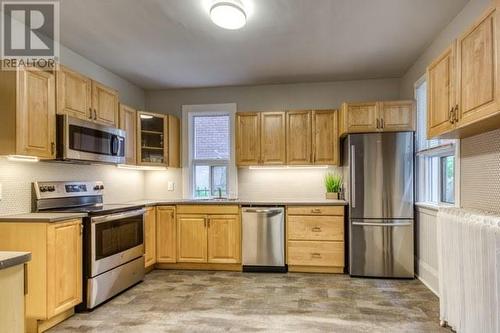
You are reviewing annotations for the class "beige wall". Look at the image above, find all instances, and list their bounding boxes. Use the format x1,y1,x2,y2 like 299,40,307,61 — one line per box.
144,78,400,200
146,78,401,117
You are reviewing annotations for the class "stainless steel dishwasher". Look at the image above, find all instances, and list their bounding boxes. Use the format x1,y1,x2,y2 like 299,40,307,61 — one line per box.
241,206,286,272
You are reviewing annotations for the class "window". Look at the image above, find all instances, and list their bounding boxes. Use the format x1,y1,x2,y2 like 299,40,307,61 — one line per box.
183,104,237,199
415,77,459,205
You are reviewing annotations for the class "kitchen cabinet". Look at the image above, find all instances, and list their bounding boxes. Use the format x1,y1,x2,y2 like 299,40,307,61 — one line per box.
144,207,157,268
156,206,176,263
286,110,312,165
236,112,260,166
427,44,457,138
119,104,137,165
427,5,500,139
0,219,82,333
176,205,241,265
207,215,241,264
0,66,56,159
137,111,180,167
177,215,208,263
92,81,119,126
286,206,345,273
56,65,118,127
166,115,181,168
261,112,286,165
340,101,415,136
0,261,27,333
312,110,339,165
56,65,92,121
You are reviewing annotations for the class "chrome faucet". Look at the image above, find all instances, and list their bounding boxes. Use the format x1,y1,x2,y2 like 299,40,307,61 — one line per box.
217,187,223,199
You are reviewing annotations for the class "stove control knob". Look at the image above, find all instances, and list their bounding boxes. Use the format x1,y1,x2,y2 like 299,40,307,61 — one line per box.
40,186,47,192
48,186,55,192
99,185,104,190
93,185,100,191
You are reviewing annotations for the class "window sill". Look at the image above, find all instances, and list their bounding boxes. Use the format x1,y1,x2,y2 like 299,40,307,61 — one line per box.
415,202,457,212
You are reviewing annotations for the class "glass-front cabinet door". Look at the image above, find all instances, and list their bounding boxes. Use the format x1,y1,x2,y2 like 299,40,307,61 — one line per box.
137,111,167,165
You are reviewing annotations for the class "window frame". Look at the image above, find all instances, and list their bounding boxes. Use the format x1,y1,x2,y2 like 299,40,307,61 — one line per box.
414,75,460,207
182,104,238,199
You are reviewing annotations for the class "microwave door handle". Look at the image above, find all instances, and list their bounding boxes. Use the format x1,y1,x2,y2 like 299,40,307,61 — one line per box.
111,135,119,156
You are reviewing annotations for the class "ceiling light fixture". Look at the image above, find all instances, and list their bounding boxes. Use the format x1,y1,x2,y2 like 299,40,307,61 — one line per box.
210,0,247,30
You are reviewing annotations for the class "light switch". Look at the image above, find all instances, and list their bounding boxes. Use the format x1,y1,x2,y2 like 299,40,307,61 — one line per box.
168,181,175,191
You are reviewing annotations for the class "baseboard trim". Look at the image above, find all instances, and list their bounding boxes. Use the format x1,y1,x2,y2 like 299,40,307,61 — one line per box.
155,263,242,271
416,259,439,296
288,265,344,274
26,308,74,333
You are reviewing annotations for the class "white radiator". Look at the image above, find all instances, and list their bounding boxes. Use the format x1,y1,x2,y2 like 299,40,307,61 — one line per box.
437,208,500,333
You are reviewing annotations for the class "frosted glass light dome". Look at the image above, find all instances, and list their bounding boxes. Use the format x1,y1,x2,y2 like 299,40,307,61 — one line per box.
210,1,247,30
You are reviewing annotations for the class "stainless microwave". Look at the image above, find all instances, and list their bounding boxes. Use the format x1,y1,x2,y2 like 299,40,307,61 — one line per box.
56,115,126,164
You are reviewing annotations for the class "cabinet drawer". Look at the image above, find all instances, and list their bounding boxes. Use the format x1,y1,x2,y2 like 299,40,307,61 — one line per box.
287,206,344,216
288,216,344,241
176,205,239,215
288,241,344,267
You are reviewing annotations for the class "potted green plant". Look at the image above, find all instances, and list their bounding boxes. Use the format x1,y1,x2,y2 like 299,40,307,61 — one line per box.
324,172,342,200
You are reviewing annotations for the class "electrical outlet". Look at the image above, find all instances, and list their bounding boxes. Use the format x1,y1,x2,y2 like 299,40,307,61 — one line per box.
168,181,175,191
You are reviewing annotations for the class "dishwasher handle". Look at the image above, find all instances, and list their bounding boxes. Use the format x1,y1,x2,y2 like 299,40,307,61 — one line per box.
243,208,283,216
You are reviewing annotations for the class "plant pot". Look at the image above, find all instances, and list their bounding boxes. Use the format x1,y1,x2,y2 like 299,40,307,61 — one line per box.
325,192,339,200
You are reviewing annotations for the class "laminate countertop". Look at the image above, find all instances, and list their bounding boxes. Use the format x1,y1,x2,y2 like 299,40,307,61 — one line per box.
0,212,88,223
121,199,348,207
0,251,31,270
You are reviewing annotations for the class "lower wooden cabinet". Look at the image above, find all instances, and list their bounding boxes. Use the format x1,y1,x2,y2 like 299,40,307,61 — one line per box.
286,206,345,273
176,206,241,265
0,219,82,332
144,207,157,268
156,206,176,263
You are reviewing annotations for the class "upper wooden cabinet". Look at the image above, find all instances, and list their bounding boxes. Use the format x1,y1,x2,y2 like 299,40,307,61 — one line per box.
56,65,119,127
236,112,260,166
312,110,339,165
427,5,500,139
56,65,92,121
340,101,415,136
236,110,339,166
0,66,56,159
137,111,181,167
286,110,312,165
427,45,457,138
156,206,177,263
261,112,286,165
340,102,378,134
379,100,415,132
119,104,137,165
92,81,118,126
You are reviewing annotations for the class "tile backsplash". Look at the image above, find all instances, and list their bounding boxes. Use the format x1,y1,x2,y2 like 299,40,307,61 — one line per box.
0,160,145,215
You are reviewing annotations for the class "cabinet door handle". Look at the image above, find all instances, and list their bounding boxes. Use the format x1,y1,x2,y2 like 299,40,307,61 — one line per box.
311,253,322,258
50,142,55,156
376,118,380,129
380,118,384,129
88,107,93,119
454,105,459,123
311,208,322,214
207,218,210,228
311,226,322,232
80,224,83,235
94,109,97,120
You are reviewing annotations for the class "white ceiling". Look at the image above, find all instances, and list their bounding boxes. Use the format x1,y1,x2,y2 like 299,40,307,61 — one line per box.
59,0,468,89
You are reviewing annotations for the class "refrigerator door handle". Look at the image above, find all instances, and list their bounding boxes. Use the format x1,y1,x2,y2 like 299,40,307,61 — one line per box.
351,144,356,208
352,221,412,227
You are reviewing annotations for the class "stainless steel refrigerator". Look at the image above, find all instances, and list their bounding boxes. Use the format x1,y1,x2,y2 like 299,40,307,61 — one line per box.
342,132,414,278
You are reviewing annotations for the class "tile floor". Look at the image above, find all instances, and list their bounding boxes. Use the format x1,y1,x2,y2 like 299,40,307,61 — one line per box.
49,270,449,333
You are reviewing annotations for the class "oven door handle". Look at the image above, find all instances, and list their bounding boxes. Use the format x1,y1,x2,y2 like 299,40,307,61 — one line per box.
91,208,145,224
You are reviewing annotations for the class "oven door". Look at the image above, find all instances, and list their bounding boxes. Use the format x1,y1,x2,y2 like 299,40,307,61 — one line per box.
59,115,126,164
90,209,145,277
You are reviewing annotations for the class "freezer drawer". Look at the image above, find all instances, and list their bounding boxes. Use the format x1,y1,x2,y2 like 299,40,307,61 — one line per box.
349,219,414,278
